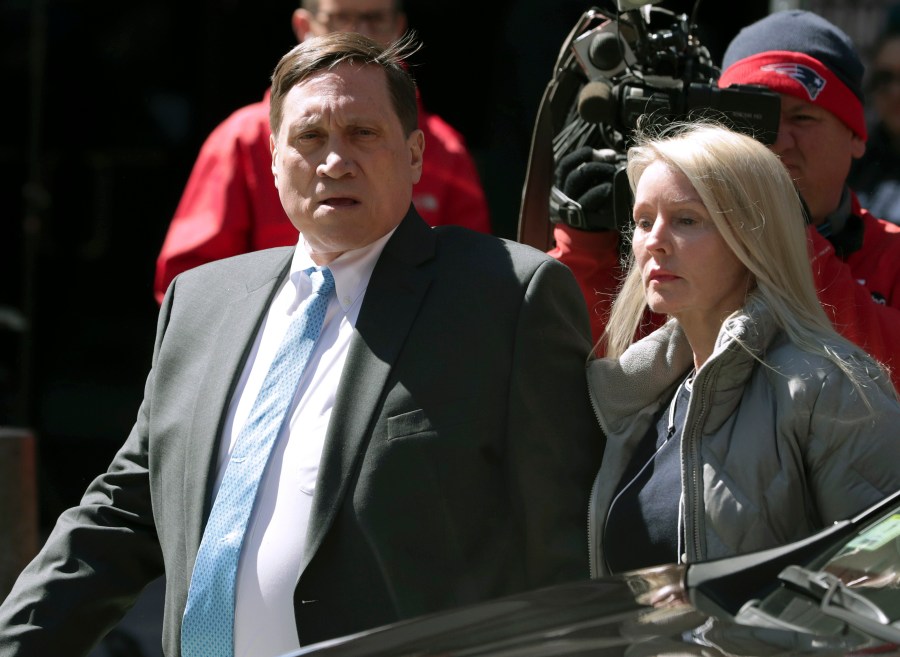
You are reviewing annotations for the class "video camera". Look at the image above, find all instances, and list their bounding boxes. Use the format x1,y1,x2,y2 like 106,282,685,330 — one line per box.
518,0,781,250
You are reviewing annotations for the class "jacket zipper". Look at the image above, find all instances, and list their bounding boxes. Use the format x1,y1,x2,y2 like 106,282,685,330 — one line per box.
682,366,713,562
586,371,606,578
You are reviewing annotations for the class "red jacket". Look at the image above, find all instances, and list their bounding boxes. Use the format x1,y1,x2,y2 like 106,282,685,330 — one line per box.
547,224,665,355
551,193,900,389
547,224,625,346
154,91,490,303
807,194,900,389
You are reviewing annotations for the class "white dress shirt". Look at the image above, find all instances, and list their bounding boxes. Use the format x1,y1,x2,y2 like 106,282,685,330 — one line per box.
209,230,393,657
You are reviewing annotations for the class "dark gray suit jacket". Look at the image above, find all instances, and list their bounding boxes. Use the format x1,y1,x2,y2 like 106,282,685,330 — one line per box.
0,209,603,656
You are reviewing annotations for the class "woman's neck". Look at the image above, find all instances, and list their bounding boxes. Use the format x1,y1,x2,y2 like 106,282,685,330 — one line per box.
677,313,727,373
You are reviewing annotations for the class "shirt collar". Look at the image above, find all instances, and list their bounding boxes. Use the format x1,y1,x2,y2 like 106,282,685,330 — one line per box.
288,229,397,313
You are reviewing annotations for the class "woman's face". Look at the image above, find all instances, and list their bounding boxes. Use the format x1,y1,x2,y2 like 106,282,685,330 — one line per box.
631,160,749,330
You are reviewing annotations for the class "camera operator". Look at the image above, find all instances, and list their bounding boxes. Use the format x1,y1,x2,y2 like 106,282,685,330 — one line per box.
532,6,745,352
541,7,900,385
717,9,900,390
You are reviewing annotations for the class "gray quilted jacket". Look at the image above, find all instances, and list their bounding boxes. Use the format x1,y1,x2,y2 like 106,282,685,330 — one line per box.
587,294,900,577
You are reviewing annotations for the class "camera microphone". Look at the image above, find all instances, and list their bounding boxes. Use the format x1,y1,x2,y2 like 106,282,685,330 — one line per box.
577,81,617,125
588,31,624,72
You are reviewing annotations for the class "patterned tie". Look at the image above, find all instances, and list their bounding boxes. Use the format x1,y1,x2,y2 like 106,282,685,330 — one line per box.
181,266,335,657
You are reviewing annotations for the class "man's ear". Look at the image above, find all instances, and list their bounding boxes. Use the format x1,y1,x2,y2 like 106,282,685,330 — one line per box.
291,8,318,42
851,133,866,160
270,133,280,187
409,129,424,184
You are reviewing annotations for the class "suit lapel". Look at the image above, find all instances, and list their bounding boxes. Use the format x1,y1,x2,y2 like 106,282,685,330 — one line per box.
184,250,293,558
300,210,436,574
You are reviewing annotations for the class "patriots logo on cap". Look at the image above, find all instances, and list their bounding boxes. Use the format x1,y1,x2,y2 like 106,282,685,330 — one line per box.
761,63,826,100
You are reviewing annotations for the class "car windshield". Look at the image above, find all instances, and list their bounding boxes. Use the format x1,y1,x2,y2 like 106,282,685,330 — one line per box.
737,501,900,645
821,507,900,594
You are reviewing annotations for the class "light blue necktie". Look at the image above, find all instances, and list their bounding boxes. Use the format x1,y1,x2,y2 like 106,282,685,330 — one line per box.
181,266,335,657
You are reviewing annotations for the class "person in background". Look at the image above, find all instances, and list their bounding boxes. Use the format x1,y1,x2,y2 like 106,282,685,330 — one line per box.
153,0,491,304
717,9,900,390
0,32,600,656
588,122,900,577
850,8,900,225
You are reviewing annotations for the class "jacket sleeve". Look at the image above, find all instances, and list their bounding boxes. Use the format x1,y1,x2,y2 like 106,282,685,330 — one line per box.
432,148,492,235
417,113,492,235
506,257,604,586
808,226,900,391
153,115,257,304
805,363,900,525
0,297,173,656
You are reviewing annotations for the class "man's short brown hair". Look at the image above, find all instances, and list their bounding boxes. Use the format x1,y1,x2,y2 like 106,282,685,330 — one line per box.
269,31,419,137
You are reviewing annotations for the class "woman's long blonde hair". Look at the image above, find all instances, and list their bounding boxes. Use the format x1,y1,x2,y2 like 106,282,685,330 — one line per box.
602,121,890,392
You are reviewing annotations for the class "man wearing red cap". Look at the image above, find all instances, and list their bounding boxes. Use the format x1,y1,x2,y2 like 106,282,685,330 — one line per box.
719,9,900,390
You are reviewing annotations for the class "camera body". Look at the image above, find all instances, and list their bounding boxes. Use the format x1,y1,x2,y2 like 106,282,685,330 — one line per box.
518,2,781,246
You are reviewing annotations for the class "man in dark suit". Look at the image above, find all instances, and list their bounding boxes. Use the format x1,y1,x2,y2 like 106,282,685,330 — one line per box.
0,32,601,657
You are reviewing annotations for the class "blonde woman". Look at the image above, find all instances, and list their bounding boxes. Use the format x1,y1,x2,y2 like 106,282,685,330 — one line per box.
588,122,900,578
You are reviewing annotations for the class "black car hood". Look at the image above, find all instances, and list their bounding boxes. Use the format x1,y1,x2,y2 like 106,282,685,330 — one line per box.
290,564,896,656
